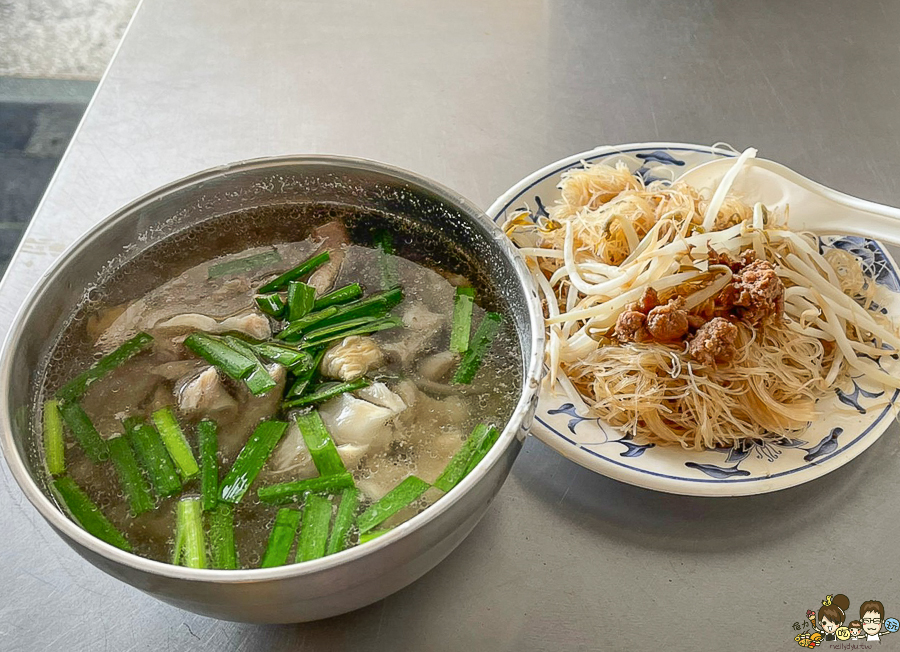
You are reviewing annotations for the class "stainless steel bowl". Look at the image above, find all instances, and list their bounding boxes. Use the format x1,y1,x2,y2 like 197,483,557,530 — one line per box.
0,156,544,623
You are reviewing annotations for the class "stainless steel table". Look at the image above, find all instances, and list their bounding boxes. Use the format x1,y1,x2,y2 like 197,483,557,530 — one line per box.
2,1,899,650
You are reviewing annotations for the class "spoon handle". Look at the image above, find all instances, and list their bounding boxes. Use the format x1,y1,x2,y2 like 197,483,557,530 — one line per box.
778,163,900,247
811,191,900,247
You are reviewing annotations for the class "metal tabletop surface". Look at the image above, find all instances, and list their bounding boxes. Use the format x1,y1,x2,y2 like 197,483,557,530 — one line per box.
2,1,899,650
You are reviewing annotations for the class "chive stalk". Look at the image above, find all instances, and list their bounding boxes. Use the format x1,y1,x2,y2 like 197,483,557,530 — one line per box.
285,348,326,399
197,419,219,512
287,281,317,321
357,476,430,534
358,529,391,545
300,314,390,345
260,508,301,568
43,400,65,476
296,494,332,562
55,332,154,402
257,471,356,505
259,251,330,293
208,503,238,569
174,497,206,569
433,424,492,493
151,407,200,480
108,435,154,516
296,316,402,349
463,426,501,476
295,411,347,476
313,283,362,311
219,420,289,503
326,488,359,555
313,287,404,330
253,342,312,369
58,401,108,463
450,287,476,353
374,230,399,290
282,378,371,408
124,418,182,498
223,336,277,396
208,250,281,279
452,312,503,384
183,332,256,380
275,306,340,341
255,294,286,318
52,477,131,552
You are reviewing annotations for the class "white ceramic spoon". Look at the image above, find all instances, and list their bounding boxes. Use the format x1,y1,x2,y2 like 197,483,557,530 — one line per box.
677,156,900,247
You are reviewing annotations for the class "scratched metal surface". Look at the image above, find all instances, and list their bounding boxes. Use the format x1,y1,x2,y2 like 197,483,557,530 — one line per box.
2,0,900,650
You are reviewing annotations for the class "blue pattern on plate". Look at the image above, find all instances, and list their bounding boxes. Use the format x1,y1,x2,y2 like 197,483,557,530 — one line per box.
836,378,884,414
635,151,687,166
827,236,900,292
685,437,808,477
684,462,751,479
547,403,590,435
803,428,843,462
619,440,655,458
534,195,550,219
547,404,654,457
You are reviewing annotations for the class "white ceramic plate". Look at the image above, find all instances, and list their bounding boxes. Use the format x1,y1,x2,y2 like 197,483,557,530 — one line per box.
488,143,900,496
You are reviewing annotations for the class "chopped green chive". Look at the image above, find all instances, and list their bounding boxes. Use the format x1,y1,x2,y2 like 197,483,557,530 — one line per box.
260,508,301,568
313,283,362,311
56,332,154,402
197,419,219,512
52,477,131,552
255,294,286,318
450,287,476,353
183,332,256,380
452,312,503,384
433,424,492,493
173,497,206,569
285,348,326,399
208,503,238,569
297,316,402,349
259,251,330,293
299,314,384,344
58,401,108,463
108,435,154,516
463,426,501,476
223,336,277,396
326,488,359,555
295,411,347,477
43,400,65,476
253,342,312,369
287,281,317,321
313,287,404,330
124,417,182,498
208,250,281,279
257,471,356,505
282,378,371,408
373,230,399,290
219,420,289,504
275,306,340,342
296,494,332,562
357,476,430,534
358,529,391,545
151,407,200,481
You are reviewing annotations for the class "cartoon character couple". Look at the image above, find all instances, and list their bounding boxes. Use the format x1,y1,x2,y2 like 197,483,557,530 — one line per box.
809,594,894,643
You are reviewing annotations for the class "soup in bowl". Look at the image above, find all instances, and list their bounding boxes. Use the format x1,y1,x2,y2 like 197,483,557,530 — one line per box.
0,156,544,623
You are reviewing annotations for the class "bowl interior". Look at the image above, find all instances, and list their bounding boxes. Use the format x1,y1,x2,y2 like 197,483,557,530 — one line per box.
0,155,543,579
